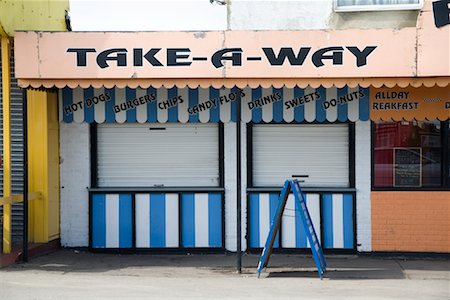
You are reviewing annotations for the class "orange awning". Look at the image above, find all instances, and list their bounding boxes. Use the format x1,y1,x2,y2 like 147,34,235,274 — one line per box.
370,86,450,121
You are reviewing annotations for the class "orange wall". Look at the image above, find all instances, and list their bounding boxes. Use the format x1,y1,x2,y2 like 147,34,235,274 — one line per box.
371,192,450,253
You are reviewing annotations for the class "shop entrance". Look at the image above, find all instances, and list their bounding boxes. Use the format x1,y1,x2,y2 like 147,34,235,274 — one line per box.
247,123,356,252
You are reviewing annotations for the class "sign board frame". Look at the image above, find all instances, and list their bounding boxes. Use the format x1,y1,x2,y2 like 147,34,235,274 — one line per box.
393,147,422,187
257,179,327,279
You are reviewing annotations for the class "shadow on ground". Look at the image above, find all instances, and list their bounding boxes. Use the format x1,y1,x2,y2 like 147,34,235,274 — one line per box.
2,249,449,281
267,268,405,280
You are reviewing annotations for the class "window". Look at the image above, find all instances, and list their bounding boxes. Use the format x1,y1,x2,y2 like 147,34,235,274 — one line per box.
96,123,220,187
251,124,351,188
335,0,423,12
373,121,450,189
448,122,450,184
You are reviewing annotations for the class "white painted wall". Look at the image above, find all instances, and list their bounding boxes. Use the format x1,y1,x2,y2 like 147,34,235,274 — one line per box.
355,120,372,252
60,123,90,247
224,122,247,252
69,0,418,32
229,0,333,30
229,0,418,30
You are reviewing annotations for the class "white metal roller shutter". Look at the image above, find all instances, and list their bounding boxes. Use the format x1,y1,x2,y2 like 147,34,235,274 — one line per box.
97,123,219,187
253,124,349,187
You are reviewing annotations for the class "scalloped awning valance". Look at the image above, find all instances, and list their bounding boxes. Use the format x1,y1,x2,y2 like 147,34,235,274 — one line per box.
19,77,450,90
58,84,449,124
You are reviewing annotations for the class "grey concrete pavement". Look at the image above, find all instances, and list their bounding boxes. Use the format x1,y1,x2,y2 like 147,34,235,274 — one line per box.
0,249,449,299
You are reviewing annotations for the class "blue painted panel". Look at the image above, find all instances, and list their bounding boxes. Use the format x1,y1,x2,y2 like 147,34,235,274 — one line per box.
62,87,73,123
150,193,166,247
188,88,199,123
359,87,370,121
119,194,133,248
249,193,260,248
181,193,196,247
343,194,354,249
272,88,283,122
168,87,178,122
147,87,158,122
269,193,280,248
125,87,137,123
231,87,238,122
92,194,106,248
251,88,262,123
322,194,334,249
293,87,305,122
315,86,326,122
337,87,348,122
209,88,220,122
105,88,116,123
208,193,222,247
84,88,95,123
295,195,307,248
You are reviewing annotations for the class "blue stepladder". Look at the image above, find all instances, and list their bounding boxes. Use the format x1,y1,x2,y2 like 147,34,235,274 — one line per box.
257,179,327,279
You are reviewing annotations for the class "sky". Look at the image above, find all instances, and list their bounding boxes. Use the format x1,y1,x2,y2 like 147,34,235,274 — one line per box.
69,0,228,31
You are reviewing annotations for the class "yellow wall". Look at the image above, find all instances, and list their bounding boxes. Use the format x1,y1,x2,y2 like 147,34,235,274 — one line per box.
0,0,69,36
27,90,60,242
2,36,12,252
0,0,67,248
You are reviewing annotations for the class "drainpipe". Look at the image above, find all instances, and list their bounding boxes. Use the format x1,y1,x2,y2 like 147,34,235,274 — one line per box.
236,88,242,273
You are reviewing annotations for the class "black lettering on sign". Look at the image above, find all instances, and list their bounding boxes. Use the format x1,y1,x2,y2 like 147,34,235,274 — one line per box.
372,101,419,110
63,92,112,115
284,91,321,110
262,47,311,66
248,92,282,110
85,92,112,108
433,0,450,28
133,48,163,67
158,95,184,110
96,48,128,69
211,48,243,68
111,92,157,113
188,91,244,115
346,46,377,67
167,48,191,66
67,48,96,66
323,90,365,110
312,47,343,67
69,45,378,68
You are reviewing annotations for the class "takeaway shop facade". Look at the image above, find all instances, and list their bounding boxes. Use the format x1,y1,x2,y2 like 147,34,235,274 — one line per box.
14,26,450,254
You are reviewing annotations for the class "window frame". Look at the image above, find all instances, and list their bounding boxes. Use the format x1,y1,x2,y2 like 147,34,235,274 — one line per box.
90,123,225,189
247,121,355,190
371,120,450,191
334,0,424,12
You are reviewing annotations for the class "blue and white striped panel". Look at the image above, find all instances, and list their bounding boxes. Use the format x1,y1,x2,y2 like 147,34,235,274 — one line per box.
249,193,280,248
322,194,354,249
59,86,370,124
59,87,231,124
281,193,321,249
135,193,179,248
180,193,223,248
242,86,370,124
91,194,133,248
